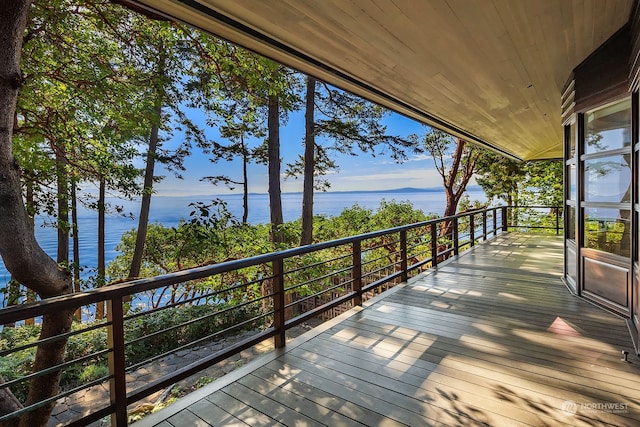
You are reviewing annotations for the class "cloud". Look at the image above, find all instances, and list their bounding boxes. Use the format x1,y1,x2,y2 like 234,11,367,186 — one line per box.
328,168,443,191
407,153,433,162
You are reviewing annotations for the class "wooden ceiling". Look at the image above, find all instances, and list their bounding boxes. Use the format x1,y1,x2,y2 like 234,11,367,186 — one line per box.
125,0,634,160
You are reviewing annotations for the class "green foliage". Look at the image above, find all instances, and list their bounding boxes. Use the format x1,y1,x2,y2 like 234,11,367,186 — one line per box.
314,204,373,241
371,199,429,228
16,0,147,218
0,349,34,403
421,129,488,220
585,218,629,255
79,363,110,383
523,161,563,207
475,156,563,208
0,325,41,401
123,303,259,364
0,323,109,402
0,300,260,403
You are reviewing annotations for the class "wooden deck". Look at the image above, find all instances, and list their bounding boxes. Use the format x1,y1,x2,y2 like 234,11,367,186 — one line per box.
136,233,640,427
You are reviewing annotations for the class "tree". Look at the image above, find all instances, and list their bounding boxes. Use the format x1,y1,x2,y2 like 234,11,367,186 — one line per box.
125,19,193,279
475,153,524,211
523,160,563,209
300,76,317,245
267,91,285,243
245,64,300,244
475,157,563,227
290,79,417,245
14,0,146,321
183,36,300,242
1,0,153,422
0,1,76,426
200,102,265,224
423,129,483,236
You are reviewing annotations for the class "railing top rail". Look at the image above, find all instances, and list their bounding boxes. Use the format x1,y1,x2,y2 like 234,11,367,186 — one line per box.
509,205,563,209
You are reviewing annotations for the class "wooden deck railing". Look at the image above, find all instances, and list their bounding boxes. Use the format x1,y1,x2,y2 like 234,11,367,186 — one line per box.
0,205,561,426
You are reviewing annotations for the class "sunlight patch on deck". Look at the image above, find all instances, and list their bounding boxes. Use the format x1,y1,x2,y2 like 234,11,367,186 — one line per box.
374,304,394,313
459,335,510,354
510,328,618,357
547,316,581,337
498,292,526,301
472,323,508,337
430,300,452,309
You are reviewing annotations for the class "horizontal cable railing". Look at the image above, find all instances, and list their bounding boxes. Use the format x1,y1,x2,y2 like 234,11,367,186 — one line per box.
0,205,561,425
505,205,564,235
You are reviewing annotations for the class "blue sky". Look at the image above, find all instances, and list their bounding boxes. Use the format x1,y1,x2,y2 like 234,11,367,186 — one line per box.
154,109,449,197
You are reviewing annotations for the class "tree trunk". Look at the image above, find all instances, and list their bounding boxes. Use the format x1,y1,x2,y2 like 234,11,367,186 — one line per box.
0,2,75,425
129,100,162,278
96,176,106,319
431,138,478,258
55,147,69,264
71,179,82,321
0,378,21,427
439,187,456,238
300,77,316,246
23,171,35,325
241,138,249,224
438,142,465,238
23,289,35,326
267,94,284,243
5,278,20,328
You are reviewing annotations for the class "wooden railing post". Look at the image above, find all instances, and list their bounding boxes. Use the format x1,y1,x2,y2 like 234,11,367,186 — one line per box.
493,209,498,236
453,217,459,256
107,297,127,427
400,230,408,282
272,258,286,348
482,211,487,241
431,223,438,268
469,214,475,247
352,240,362,306
502,206,508,232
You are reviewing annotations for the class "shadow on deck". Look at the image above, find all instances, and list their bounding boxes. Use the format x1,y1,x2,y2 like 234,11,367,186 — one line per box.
136,233,640,426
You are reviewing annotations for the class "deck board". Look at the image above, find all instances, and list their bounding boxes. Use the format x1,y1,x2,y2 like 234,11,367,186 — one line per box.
138,234,640,427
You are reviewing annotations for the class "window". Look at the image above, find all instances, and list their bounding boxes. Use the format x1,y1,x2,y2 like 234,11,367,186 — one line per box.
566,205,576,240
584,98,632,154
582,97,632,258
584,155,631,203
584,208,631,257
568,120,576,158
568,164,576,201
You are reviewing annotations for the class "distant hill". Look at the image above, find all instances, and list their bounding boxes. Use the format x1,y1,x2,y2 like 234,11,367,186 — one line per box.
151,186,484,198
317,185,483,195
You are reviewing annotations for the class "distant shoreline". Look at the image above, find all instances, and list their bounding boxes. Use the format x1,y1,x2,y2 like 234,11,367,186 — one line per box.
147,186,483,199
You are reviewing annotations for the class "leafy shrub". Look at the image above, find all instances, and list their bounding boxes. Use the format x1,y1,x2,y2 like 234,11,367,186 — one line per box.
0,301,260,402
0,325,41,402
124,302,262,365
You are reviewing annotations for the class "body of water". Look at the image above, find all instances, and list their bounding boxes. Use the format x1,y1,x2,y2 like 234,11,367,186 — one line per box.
0,189,486,290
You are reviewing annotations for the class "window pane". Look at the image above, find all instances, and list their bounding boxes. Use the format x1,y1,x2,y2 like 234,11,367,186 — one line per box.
584,208,631,258
636,149,640,202
567,164,576,200
585,98,631,154
566,204,575,240
584,155,631,203
568,122,576,158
